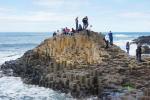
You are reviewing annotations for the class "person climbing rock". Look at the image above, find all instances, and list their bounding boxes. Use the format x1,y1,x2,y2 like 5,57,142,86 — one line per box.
75,17,79,31
108,31,113,45
78,24,83,31
104,33,109,48
82,16,89,29
136,44,142,62
126,42,130,54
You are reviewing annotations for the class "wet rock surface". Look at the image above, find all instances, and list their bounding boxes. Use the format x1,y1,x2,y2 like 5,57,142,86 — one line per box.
133,36,150,54
143,45,150,54
133,36,150,45
1,31,150,98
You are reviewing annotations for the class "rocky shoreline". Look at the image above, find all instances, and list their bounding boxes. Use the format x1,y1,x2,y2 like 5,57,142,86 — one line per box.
133,36,150,54
133,36,150,45
1,31,150,99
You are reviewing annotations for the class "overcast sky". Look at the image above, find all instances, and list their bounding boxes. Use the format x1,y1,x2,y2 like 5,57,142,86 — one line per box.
0,0,150,32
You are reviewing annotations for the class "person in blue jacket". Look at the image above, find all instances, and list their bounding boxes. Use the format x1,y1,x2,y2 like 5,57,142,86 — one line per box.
126,41,130,54
108,31,113,45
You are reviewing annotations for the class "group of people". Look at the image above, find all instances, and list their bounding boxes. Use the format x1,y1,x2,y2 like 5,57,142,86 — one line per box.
104,31,113,48
126,42,142,62
75,16,89,31
53,27,76,37
53,16,143,62
103,31,142,62
53,16,90,37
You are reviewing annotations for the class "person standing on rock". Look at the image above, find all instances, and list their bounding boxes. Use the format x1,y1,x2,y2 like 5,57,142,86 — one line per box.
108,31,113,45
75,17,79,31
104,33,109,48
53,31,57,37
82,16,89,29
126,42,130,54
136,44,142,62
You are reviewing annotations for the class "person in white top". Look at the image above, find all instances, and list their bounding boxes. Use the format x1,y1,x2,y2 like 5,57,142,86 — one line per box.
56,30,60,35
104,33,109,48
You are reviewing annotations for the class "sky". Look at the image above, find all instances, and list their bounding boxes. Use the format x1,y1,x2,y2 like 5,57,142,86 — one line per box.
0,0,150,32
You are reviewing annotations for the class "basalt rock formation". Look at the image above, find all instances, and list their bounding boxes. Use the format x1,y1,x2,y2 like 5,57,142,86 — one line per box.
133,36,150,54
142,45,150,54
1,30,150,98
133,36,150,45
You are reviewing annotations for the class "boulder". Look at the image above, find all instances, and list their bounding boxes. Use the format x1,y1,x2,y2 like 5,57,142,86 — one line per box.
133,36,150,45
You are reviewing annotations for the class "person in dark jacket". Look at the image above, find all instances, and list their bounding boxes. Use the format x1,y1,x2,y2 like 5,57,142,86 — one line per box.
78,24,83,31
75,17,78,31
82,16,88,29
136,44,142,62
71,28,75,35
72,28,76,33
53,31,57,37
126,42,130,54
108,31,113,45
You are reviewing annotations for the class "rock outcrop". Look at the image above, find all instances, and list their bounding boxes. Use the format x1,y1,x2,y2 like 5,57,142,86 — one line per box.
143,45,150,54
1,30,150,98
133,36,150,54
133,36,150,45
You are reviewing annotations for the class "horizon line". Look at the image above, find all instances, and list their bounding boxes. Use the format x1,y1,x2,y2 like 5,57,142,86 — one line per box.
0,31,150,33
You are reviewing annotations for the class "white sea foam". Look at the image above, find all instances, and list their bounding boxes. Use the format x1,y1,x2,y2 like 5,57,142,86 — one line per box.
114,40,137,56
114,34,129,38
113,33,138,56
0,51,23,65
0,76,74,100
0,32,148,100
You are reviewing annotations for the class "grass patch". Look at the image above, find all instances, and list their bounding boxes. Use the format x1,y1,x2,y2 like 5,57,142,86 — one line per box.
123,83,135,91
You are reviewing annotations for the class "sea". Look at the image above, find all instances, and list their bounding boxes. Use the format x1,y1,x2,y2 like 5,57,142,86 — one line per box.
0,32,149,100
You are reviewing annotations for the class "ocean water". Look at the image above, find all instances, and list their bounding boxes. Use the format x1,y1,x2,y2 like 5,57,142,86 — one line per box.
113,32,150,55
0,32,150,100
0,32,52,65
0,32,75,100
